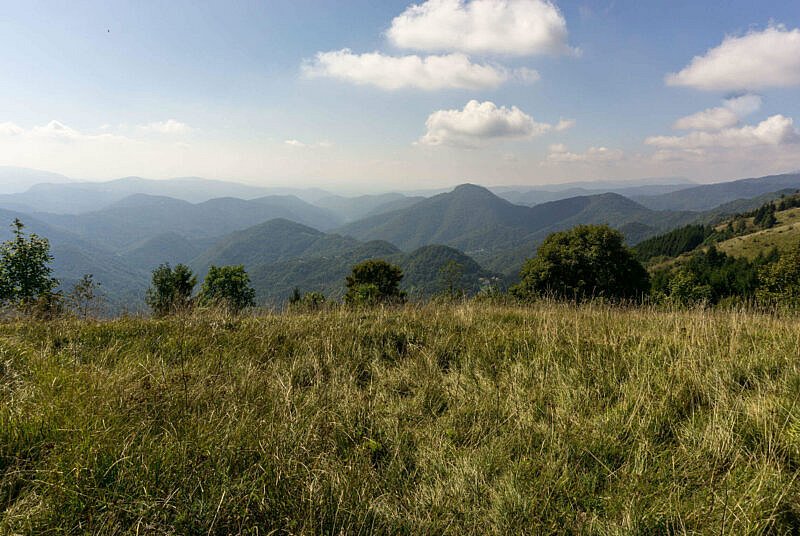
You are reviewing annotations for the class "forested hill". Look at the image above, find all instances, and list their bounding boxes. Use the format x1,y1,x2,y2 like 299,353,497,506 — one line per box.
336,184,696,261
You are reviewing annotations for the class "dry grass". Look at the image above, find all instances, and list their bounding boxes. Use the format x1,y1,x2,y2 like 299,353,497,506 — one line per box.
2,303,800,534
718,207,800,260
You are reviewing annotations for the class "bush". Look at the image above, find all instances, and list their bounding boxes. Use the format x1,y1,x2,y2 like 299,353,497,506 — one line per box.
344,260,406,305
146,263,197,316
199,265,256,312
757,245,800,308
512,225,649,302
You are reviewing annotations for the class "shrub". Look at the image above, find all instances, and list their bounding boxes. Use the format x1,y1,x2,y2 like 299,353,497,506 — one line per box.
757,245,800,308
345,260,406,305
512,225,649,302
146,263,197,316
199,265,256,312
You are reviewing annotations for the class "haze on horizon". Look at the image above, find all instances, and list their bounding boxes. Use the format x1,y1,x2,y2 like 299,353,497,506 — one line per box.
1,0,799,191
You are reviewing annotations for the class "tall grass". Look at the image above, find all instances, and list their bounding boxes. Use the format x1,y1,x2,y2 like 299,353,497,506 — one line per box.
2,303,800,533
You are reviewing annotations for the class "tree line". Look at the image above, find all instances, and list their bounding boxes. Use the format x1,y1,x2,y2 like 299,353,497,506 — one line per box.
2,210,799,318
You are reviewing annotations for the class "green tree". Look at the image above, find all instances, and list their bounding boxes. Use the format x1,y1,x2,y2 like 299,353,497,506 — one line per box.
146,263,197,316
512,225,649,302
345,259,406,305
666,269,712,306
67,274,104,319
0,219,59,307
199,265,256,312
757,245,800,308
753,203,777,229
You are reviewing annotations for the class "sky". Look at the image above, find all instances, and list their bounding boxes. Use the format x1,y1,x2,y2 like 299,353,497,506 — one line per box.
0,0,799,192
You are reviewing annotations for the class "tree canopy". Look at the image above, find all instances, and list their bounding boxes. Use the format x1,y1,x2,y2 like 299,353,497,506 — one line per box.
345,259,406,305
0,219,59,307
146,263,197,316
199,265,256,312
513,225,649,301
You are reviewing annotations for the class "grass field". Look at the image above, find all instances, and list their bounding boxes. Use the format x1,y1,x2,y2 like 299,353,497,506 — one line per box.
3,303,800,534
718,207,800,260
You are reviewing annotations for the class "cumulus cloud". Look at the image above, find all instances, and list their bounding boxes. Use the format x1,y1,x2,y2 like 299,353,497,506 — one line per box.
672,95,761,131
387,0,574,56
138,119,191,135
647,114,799,150
546,143,624,163
666,25,800,91
417,100,557,146
302,49,514,90
673,107,739,131
724,94,763,117
554,118,575,131
30,120,84,140
0,122,24,136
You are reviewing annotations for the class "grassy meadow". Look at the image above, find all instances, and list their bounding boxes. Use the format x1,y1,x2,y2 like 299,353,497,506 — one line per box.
2,303,800,534
718,207,800,260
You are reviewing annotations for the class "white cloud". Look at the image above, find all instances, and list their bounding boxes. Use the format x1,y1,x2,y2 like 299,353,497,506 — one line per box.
724,94,762,117
302,49,510,90
546,144,624,163
666,25,800,91
673,95,761,131
554,118,575,131
387,0,574,56
673,107,739,131
138,119,191,135
0,122,23,136
417,100,555,146
284,139,333,149
30,120,83,140
647,114,799,150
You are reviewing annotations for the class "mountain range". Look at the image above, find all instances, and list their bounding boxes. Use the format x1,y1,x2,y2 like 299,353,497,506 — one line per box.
1,169,799,311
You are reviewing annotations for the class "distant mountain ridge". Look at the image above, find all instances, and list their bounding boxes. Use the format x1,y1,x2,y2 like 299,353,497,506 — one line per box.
336,184,698,273
0,166,73,195
0,175,336,214
32,193,342,250
0,169,798,311
632,173,800,212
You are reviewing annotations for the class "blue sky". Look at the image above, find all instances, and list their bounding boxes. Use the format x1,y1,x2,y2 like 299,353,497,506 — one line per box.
1,0,799,191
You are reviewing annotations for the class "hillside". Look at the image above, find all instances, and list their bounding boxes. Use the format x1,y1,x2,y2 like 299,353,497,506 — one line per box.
186,217,499,303
313,193,424,222
338,184,696,274
248,240,403,302
3,305,799,533
633,173,800,212
392,244,497,297
190,218,359,276
716,206,800,260
119,232,201,272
